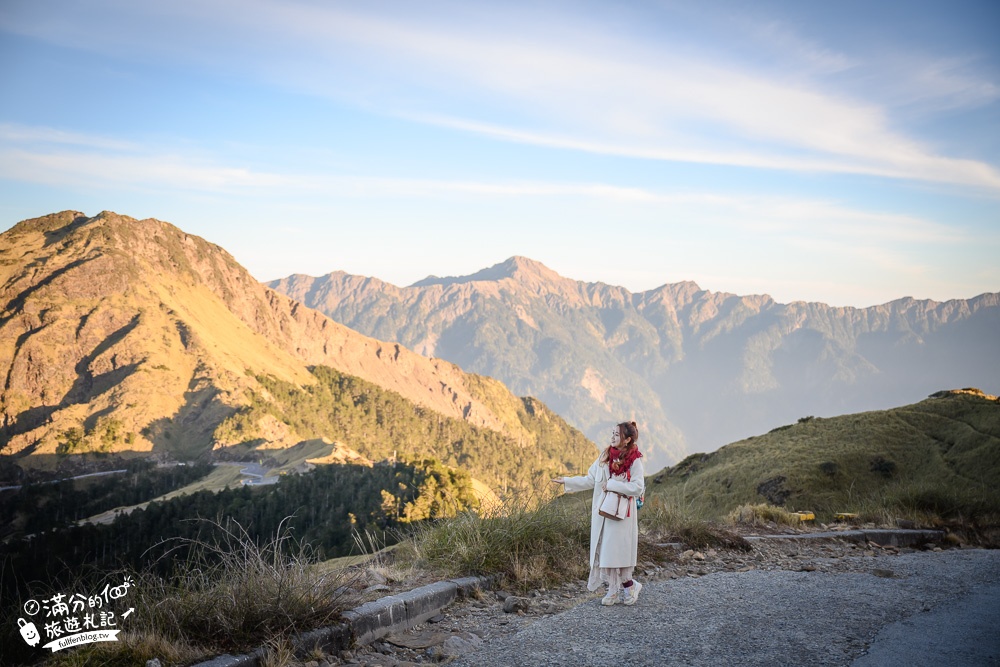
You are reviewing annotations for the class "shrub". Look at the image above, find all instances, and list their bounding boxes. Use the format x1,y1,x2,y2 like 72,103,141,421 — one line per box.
819,461,839,477
870,456,897,479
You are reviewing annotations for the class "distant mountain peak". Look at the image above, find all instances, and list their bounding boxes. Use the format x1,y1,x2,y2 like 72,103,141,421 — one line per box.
410,256,564,288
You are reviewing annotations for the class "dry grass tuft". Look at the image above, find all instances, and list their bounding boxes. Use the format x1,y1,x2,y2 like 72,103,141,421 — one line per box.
403,492,590,590
43,630,206,667
726,503,802,528
258,637,296,667
641,496,751,551
41,517,357,666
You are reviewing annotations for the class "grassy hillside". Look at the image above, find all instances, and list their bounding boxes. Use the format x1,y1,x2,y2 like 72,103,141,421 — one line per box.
647,390,1000,524
214,365,594,492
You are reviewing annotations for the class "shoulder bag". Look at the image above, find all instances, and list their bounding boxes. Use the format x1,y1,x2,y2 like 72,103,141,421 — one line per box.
598,490,629,520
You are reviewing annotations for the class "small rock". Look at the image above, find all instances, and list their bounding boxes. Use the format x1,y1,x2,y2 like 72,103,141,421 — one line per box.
439,633,483,657
374,641,394,654
146,660,162,667
800,564,816,572
693,551,706,561
427,637,474,661
706,549,717,558
365,567,388,585
681,549,695,560
503,596,531,613
340,650,354,661
364,584,392,594
872,569,895,578
428,613,446,623
495,590,512,601
305,661,319,667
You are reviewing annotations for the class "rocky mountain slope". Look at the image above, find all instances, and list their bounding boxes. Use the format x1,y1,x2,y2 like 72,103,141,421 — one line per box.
270,257,1000,470
0,213,592,485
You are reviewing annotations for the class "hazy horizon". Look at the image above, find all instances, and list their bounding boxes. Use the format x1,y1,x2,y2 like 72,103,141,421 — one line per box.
1,1,998,308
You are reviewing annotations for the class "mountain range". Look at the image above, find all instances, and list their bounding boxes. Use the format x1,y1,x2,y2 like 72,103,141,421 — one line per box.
0,212,592,488
270,257,1000,470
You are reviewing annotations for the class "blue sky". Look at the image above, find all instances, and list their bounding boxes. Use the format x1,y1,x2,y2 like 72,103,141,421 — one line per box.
1,0,997,307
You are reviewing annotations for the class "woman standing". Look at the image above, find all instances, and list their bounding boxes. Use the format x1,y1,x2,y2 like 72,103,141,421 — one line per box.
552,421,645,606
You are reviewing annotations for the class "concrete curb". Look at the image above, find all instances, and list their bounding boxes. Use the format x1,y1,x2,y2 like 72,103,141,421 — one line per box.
744,528,946,548
191,575,495,667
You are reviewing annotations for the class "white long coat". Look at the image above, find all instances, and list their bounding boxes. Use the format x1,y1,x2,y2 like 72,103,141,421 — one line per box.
564,456,645,573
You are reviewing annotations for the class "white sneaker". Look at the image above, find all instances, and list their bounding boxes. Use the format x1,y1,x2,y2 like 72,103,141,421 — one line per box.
623,581,642,606
601,589,621,606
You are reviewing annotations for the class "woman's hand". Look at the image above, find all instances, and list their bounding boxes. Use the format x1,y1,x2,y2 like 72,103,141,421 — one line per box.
601,481,608,492
551,477,565,485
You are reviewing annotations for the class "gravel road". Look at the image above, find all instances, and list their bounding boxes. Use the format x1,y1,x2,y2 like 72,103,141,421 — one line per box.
453,548,1000,667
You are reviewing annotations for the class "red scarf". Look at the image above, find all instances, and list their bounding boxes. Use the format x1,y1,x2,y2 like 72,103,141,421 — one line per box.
608,446,642,479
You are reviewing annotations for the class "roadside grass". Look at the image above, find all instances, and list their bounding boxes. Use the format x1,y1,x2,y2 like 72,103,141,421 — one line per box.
39,518,358,667
401,491,591,590
639,496,751,551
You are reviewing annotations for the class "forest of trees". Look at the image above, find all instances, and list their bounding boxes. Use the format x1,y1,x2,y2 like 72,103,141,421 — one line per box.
0,459,214,540
0,458,476,600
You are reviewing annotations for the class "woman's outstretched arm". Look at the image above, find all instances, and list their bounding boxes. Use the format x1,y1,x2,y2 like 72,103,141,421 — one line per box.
557,459,601,493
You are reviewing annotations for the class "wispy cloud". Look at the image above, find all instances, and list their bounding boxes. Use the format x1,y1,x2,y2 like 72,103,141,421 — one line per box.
0,122,959,251
0,126,290,192
882,55,1000,114
0,123,138,151
746,20,856,75
3,1,997,191
234,2,1000,190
